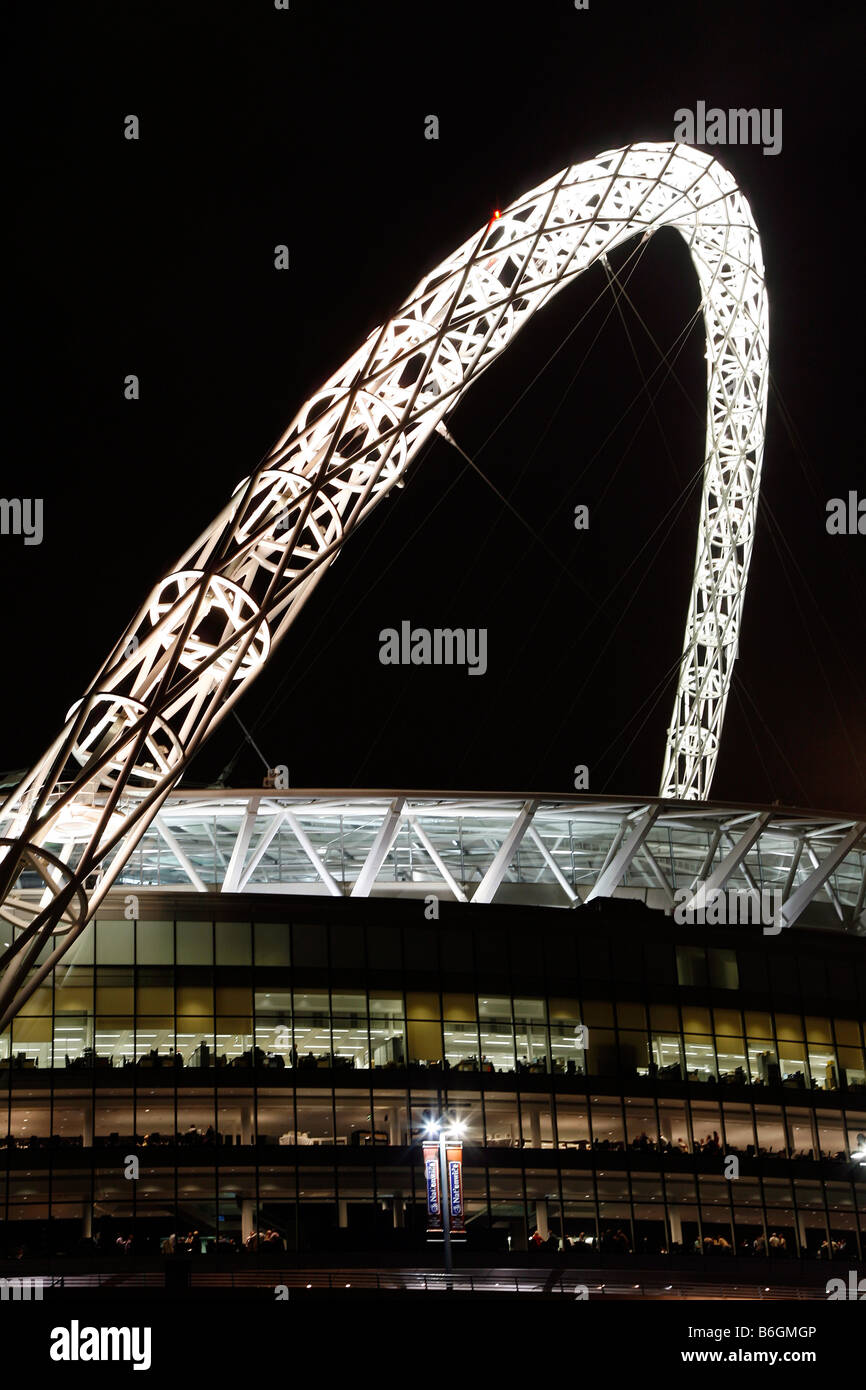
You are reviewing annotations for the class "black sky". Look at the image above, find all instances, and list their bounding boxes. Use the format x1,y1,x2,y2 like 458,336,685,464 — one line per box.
5,0,865,813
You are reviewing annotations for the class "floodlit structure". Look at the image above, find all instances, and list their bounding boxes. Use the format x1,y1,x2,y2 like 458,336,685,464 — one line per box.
65,789,866,932
0,140,772,1027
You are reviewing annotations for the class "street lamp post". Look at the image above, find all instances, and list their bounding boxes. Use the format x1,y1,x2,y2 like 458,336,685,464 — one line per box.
437,1123,453,1288
424,1114,466,1291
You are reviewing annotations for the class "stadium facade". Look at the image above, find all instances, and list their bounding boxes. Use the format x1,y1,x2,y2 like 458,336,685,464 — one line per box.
0,142,862,1296
2,789,864,1273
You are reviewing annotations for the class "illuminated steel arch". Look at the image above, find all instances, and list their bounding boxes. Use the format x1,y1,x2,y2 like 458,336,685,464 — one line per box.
0,140,768,1025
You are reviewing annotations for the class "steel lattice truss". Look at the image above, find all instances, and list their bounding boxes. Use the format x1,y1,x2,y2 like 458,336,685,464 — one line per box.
0,141,769,1027
91,790,866,932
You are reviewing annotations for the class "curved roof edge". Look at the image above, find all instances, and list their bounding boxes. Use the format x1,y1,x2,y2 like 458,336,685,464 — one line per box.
104,789,865,936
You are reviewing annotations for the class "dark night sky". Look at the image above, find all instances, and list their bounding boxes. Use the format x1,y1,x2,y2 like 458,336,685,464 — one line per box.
5,0,865,813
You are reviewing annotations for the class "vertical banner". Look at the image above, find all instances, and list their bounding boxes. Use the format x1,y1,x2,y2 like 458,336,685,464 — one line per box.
423,1142,442,1232
446,1142,465,1235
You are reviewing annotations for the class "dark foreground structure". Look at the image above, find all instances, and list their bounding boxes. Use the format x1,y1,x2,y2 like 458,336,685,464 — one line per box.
2,791,864,1302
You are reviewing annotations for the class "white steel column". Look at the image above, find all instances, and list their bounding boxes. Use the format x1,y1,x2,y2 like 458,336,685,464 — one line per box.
222,796,261,893
473,801,537,905
781,823,866,930
586,805,659,902
350,797,405,898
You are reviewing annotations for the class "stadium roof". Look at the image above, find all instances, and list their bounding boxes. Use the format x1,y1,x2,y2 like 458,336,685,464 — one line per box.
105,788,865,934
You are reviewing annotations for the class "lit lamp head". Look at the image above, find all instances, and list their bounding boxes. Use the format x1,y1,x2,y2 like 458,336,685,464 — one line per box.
428,1115,467,1141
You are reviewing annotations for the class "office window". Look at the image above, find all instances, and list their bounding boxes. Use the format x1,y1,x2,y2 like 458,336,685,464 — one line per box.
755,1105,786,1156
334,1092,374,1147
331,994,369,1070
369,998,405,1070
807,1036,839,1091
215,921,251,965
708,947,738,989
784,1108,815,1159
550,1022,586,1075
555,1097,590,1149
253,922,291,967
624,1098,657,1149
295,1093,334,1144
844,1111,866,1160
520,1094,554,1148
10,1015,51,1070
514,1007,548,1071
721,1102,755,1153
838,1044,865,1090
716,1040,748,1083
618,1029,649,1077
293,992,331,1067
484,1095,520,1148
478,1000,514,1074
177,1018,214,1068
658,1101,690,1153
292,923,327,968
590,1098,625,1150
406,992,442,1066
683,1033,717,1083
778,1037,808,1089
443,1017,480,1070
746,1037,778,1086
95,919,134,965
176,921,213,965
372,1091,409,1146
676,946,707,987
816,1111,846,1160
585,1028,617,1076
64,921,95,965
690,1101,723,1153
136,921,173,964
651,1030,684,1080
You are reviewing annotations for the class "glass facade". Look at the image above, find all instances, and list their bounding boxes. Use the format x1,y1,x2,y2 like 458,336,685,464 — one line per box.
1,898,864,1262
4,973,865,1092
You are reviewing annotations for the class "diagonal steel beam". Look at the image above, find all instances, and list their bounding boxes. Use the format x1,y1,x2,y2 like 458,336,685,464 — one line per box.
804,840,845,921
690,825,723,891
282,809,342,898
350,797,406,898
472,801,537,905
781,835,805,900
682,811,771,910
156,820,208,893
586,805,659,902
641,842,676,907
222,795,261,893
525,825,578,903
237,808,288,892
781,822,866,930
407,816,468,902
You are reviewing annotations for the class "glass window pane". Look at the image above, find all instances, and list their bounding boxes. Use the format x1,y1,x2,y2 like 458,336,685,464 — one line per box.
136,921,173,964
253,922,291,966
176,922,213,965
215,921,251,965
95,920,134,965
